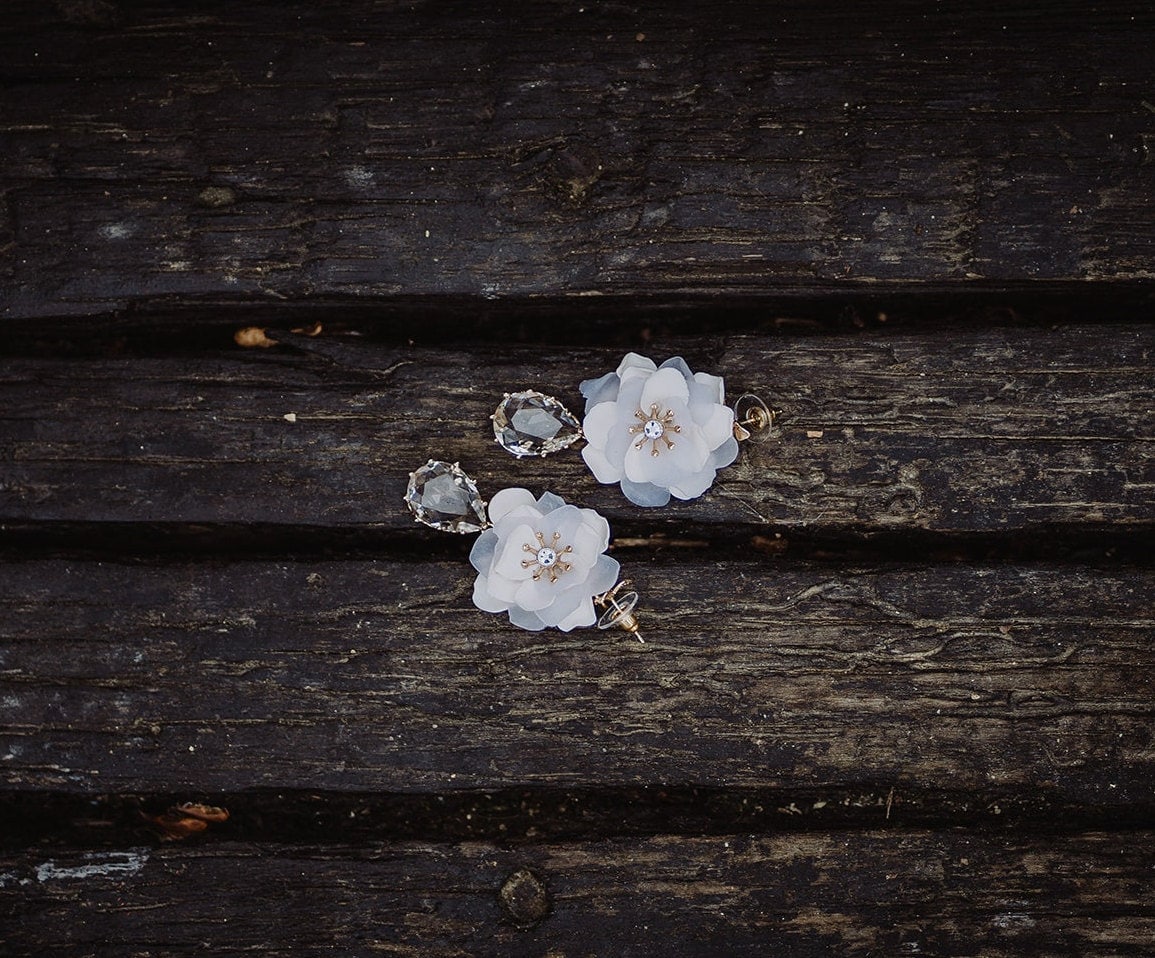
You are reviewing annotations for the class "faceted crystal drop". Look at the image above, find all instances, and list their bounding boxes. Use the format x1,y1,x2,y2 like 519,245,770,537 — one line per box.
492,390,582,458
404,460,488,534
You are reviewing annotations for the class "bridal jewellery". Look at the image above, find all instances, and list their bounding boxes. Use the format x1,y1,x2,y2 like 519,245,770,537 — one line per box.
405,460,644,640
492,353,773,508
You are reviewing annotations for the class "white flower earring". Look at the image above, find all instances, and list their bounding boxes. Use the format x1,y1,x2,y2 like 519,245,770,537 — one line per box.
491,354,773,508
405,460,644,640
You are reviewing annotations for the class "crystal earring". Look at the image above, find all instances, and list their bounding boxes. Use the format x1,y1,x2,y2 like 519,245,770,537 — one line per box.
404,459,644,640
491,390,584,459
492,353,774,509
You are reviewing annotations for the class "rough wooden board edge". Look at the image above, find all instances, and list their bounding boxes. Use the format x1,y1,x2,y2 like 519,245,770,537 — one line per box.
3,832,1154,956
2,558,1152,800
3,2,1155,318
2,325,1152,533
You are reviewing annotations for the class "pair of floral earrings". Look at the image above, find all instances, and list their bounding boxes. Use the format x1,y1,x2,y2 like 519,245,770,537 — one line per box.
405,353,773,641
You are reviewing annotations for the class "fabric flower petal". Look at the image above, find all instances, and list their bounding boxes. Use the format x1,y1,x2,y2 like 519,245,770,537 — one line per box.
469,529,499,574
492,523,538,579
582,401,620,448
507,604,547,632
617,352,658,376
582,442,622,484
535,491,568,514
639,366,690,409
711,435,740,469
515,575,560,612
556,597,597,631
572,509,611,555
534,586,588,627
470,488,622,634
698,402,736,450
659,356,695,381
692,370,725,404
669,467,717,501
577,353,743,508
579,371,621,409
487,487,538,524
472,576,510,613
483,570,522,604
621,476,671,507
587,554,621,596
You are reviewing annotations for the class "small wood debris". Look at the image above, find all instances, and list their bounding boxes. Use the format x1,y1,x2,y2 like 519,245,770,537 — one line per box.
143,802,230,841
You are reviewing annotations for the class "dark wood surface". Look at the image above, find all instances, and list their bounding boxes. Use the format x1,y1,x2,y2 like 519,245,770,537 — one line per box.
2,1,1154,954
5,832,1155,956
2,325,1152,537
2,0,1154,321
2,558,1152,804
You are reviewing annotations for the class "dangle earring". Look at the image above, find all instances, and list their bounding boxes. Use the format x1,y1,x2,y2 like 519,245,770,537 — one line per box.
404,460,644,640
491,353,774,508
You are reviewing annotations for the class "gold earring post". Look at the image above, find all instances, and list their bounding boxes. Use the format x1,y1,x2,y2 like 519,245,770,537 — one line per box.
595,580,644,642
732,394,776,443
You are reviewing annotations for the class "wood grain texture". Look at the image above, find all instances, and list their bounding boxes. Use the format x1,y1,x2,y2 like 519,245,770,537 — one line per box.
2,558,1151,801
3,832,1155,956
2,325,1152,536
2,1,1154,319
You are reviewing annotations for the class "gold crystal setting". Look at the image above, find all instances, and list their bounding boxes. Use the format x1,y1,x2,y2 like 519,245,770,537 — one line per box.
521,530,574,583
629,402,681,457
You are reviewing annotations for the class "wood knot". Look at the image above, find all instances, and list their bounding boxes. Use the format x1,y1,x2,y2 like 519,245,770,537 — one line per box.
498,868,550,927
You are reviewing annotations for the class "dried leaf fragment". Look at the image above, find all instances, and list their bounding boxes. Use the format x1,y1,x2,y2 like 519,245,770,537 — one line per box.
234,327,277,348
176,802,230,823
144,802,230,841
234,323,323,348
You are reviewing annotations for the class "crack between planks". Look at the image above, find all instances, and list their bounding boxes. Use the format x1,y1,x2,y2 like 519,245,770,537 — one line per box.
1,519,1152,566
2,785,1154,852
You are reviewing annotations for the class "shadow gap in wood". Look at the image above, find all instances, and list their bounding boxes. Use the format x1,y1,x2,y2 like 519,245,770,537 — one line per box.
1,285,1154,358
1,519,1152,566
3,784,1154,851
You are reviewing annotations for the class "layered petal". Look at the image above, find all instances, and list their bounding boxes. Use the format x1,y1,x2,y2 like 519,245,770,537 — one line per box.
669,466,717,501
578,353,740,508
472,576,511,613
578,370,620,410
488,487,538,523
621,476,672,507
697,402,736,450
639,366,690,409
556,598,597,632
469,488,621,634
468,529,499,574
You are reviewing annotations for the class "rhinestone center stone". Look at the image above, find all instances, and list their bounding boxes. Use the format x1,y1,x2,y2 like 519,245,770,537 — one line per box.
492,390,582,459
629,402,682,457
522,531,573,582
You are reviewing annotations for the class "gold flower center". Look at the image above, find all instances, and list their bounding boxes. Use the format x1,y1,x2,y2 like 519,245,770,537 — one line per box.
629,402,681,456
521,531,574,583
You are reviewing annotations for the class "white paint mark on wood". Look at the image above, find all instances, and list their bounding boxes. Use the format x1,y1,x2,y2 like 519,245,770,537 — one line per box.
35,849,150,883
98,223,136,241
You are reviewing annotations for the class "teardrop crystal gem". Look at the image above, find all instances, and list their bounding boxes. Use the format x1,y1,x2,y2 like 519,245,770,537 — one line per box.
492,390,582,458
405,460,488,534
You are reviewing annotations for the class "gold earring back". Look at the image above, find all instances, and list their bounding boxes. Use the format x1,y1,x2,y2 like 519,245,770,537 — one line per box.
595,580,644,642
732,393,776,443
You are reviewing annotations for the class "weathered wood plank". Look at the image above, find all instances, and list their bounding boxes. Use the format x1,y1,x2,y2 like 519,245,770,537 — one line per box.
2,1,1154,319
3,832,1154,956
2,325,1151,537
1,558,1151,802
